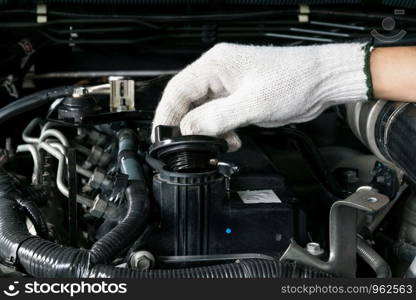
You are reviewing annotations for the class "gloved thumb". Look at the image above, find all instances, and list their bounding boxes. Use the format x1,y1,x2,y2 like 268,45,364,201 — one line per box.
180,91,249,134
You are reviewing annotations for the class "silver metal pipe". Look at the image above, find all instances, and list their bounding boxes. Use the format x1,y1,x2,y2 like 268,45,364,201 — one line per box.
16,144,41,184
39,129,69,147
72,84,111,98
23,119,93,205
310,21,366,31
23,119,69,147
41,122,57,134
264,32,333,43
39,142,93,207
289,27,351,37
22,118,42,144
49,142,92,178
76,165,93,178
31,70,178,79
49,142,66,155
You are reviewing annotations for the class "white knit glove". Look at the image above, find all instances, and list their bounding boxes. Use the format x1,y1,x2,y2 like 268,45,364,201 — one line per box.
152,42,371,151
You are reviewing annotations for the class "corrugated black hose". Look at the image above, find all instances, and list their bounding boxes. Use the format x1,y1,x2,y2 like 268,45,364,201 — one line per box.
357,238,391,278
89,181,150,264
0,170,49,239
15,196,50,239
90,260,331,278
16,179,150,277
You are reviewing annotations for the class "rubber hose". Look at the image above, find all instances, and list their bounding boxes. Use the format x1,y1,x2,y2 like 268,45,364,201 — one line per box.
90,259,332,278
0,86,73,126
16,181,49,239
0,170,48,240
18,237,91,278
88,129,149,264
381,104,416,183
16,197,49,239
357,238,392,278
0,188,33,264
350,101,416,186
89,181,150,264
17,179,150,277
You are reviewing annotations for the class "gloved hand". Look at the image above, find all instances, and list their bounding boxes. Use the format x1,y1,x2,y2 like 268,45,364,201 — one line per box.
152,42,371,151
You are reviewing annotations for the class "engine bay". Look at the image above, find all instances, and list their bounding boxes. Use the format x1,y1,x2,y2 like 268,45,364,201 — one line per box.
0,1,416,279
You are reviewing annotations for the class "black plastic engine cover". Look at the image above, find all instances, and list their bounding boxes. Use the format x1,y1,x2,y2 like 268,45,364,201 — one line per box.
146,136,304,256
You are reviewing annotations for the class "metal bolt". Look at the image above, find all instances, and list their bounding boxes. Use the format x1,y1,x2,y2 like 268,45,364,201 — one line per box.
137,257,152,270
306,242,324,257
89,195,108,218
343,170,359,184
209,158,219,166
130,251,155,271
376,176,386,184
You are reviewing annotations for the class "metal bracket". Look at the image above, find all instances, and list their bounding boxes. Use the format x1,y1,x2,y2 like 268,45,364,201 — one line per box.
36,4,47,24
280,187,389,277
110,79,135,112
298,4,310,23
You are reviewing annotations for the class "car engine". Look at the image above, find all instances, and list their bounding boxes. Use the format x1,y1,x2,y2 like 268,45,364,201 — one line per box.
0,1,416,279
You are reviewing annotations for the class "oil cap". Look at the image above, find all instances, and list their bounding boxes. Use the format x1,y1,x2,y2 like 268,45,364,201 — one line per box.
149,125,227,173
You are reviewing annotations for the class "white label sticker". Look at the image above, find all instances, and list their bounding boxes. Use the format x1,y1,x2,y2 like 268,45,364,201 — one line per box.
237,190,282,204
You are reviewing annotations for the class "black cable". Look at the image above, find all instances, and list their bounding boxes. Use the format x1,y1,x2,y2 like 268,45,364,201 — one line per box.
0,86,73,126
0,18,160,29
274,127,349,199
0,9,35,14
47,9,298,21
0,8,298,21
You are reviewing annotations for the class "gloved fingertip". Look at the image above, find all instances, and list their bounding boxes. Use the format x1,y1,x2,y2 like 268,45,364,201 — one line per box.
221,131,242,152
150,125,156,143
